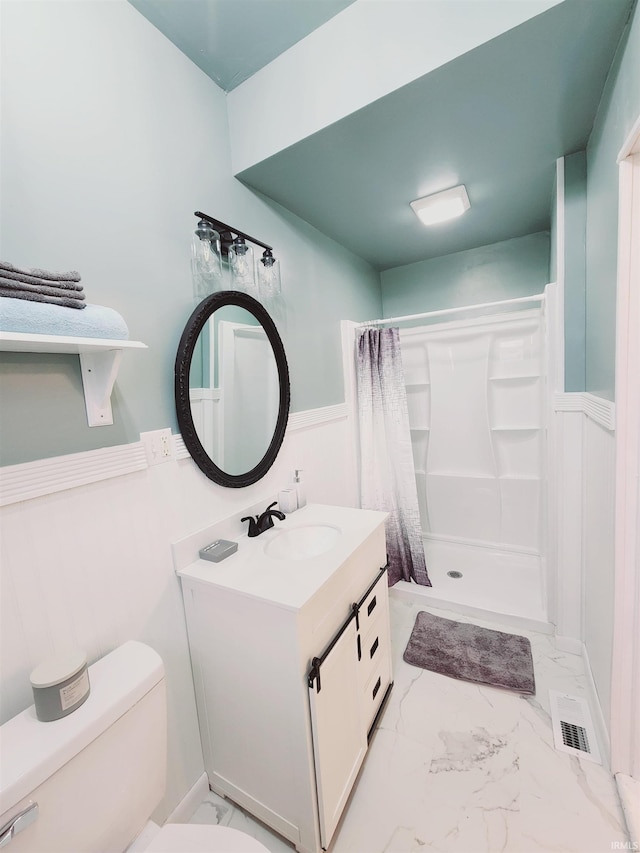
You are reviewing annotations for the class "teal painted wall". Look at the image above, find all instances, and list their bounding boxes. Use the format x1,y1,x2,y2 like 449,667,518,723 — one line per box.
585,0,640,401
564,151,587,392
0,0,381,467
380,232,550,318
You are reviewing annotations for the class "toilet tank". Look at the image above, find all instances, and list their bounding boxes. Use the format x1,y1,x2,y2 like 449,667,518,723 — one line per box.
0,641,166,853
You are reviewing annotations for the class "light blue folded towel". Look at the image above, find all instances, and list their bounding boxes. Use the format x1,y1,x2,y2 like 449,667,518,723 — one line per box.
0,297,129,340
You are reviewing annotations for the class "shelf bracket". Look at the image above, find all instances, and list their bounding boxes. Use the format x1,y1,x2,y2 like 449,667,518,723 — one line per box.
79,349,123,427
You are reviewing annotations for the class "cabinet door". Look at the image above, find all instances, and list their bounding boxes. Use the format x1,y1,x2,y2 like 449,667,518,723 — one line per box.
308,618,367,849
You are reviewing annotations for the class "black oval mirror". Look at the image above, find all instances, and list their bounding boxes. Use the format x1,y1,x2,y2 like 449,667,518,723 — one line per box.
175,291,290,488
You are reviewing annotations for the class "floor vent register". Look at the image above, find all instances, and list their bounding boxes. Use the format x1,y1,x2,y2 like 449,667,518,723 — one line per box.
549,690,601,764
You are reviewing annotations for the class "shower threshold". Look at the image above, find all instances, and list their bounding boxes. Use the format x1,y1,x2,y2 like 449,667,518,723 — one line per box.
391,537,551,633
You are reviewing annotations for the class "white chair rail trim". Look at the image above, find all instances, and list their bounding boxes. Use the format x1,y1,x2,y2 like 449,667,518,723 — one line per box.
554,392,615,431
0,442,148,507
0,403,348,506
287,402,348,431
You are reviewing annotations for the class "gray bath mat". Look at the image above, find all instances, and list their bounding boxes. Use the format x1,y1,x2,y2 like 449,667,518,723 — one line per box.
403,610,535,694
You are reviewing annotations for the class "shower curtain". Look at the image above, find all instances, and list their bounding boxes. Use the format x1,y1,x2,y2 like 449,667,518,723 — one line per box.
356,327,430,587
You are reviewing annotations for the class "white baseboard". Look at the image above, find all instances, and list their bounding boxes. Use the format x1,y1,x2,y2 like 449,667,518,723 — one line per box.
554,635,584,656
582,642,611,769
615,773,640,846
165,772,210,824
554,636,611,768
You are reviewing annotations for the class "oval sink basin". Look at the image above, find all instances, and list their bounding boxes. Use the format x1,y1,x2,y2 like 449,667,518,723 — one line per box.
264,524,341,561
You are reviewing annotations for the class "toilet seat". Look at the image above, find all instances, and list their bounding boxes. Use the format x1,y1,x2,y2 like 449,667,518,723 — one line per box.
143,823,270,853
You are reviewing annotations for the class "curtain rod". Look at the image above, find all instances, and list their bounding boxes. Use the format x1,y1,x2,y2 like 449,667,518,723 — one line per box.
356,293,545,328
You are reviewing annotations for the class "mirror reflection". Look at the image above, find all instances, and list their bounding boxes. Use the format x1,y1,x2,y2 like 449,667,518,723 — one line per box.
188,306,279,476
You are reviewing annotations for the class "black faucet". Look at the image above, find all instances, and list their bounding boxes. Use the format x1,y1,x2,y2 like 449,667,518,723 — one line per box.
241,501,285,538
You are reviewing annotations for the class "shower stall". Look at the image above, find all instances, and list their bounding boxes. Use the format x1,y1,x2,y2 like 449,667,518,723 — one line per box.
351,293,553,629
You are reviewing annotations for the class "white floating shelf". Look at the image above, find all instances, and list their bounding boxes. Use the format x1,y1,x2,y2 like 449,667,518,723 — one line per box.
0,331,148,427
0,331,146,354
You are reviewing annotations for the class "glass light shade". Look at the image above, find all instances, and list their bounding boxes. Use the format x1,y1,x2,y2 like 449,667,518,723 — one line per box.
257,250,281,300
228,238,256,295
258,249,285,328
191,221,222,299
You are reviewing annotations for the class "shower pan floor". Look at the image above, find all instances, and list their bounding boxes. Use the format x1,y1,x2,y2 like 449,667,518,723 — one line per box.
393,537,550,632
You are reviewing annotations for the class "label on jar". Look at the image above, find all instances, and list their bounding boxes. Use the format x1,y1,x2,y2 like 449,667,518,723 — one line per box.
60,670,89,710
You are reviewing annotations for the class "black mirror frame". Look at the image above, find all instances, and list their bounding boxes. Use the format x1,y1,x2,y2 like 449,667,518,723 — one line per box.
175,290,290,488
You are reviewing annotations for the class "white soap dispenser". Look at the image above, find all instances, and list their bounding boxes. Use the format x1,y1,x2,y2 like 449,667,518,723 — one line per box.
294,468,306,508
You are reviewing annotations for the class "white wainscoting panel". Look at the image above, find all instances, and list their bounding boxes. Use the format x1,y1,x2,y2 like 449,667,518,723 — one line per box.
0,405,353,820
0,467,204,821
552,394,616,751
553,409,585,650
582,417,617,735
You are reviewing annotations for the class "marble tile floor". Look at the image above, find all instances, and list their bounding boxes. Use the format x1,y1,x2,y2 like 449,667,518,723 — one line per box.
187,591,631,853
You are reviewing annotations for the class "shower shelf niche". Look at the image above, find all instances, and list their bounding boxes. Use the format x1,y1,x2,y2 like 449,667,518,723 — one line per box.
491,426,541,431
499,474,540,480
400,308,544,555
488,373,540,381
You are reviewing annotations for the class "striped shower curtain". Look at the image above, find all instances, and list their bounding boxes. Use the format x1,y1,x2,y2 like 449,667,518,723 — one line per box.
356,327,431,587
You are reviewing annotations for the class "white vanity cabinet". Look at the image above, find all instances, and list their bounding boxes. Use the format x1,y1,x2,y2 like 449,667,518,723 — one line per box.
177,504,392,853
307,567,391,848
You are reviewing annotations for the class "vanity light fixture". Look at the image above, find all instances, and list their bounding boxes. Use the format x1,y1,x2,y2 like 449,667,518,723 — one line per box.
410,184,470,226
257,248,281,298
228,235,256,294
192,211,280,303
191,218,222,299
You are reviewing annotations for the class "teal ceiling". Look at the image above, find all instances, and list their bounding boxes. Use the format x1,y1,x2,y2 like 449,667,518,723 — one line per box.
128,0,355,91
237,0,633,269
129,0,634,271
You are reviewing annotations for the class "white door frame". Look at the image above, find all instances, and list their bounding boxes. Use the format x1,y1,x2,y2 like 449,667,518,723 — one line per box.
611,113,640,780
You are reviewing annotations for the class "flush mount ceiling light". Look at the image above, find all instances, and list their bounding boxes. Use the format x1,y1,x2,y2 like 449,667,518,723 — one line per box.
410,184,470,226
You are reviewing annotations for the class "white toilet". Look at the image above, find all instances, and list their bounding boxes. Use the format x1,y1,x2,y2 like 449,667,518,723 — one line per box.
0,641,269,853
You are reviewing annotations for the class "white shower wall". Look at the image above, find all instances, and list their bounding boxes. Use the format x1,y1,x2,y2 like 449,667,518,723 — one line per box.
398,308,547,624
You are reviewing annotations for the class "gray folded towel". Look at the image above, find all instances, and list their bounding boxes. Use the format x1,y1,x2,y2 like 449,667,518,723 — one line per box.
0,287,86,309
0,267,84,291
0,277,85,301
0,260,81,283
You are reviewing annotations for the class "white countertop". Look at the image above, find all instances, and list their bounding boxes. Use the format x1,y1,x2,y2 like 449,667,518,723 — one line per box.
176,503,387,612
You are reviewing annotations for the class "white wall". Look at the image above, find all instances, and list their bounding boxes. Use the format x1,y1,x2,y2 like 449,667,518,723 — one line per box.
0,409,357,819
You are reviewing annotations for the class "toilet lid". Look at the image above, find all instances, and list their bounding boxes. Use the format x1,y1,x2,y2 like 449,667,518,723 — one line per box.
144,823,270,853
